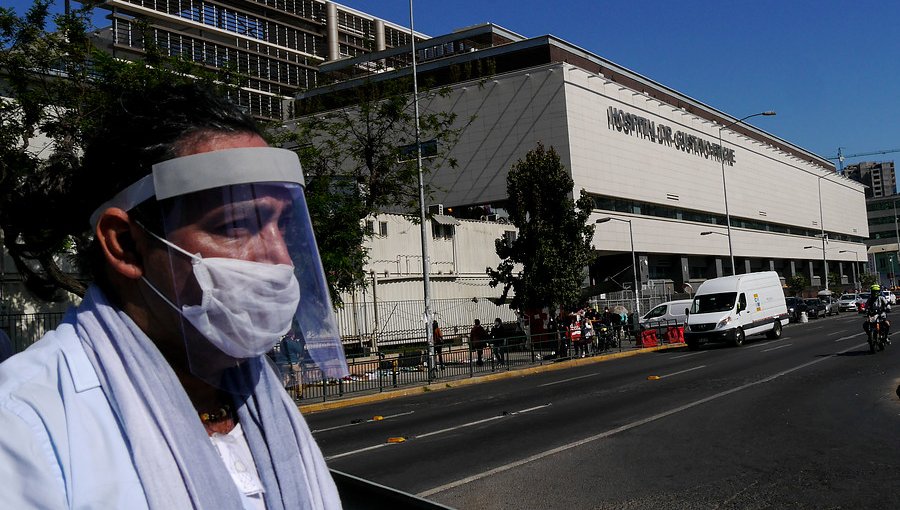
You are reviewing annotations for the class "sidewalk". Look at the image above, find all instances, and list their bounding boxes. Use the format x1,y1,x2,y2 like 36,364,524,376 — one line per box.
298,342,683,414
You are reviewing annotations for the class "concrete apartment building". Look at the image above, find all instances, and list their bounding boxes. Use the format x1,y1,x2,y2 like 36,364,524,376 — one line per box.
92,0,425,119
846,161,896,199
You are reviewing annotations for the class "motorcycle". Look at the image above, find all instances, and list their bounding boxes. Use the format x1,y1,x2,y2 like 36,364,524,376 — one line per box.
593,322,618,352
864,313,889,353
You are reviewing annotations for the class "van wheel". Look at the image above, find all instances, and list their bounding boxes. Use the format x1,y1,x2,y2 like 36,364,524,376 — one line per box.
732,328,745,347
766,320,782,339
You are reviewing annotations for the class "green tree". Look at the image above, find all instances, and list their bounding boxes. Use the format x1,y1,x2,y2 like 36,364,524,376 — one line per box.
273,79,471,304
786,274,808,296
0,1,239,300
827,271,842,290
860,271,878,290
486,142,595,312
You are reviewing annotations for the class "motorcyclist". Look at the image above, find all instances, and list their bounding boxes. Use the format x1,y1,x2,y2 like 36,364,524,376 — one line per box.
865,284,891,343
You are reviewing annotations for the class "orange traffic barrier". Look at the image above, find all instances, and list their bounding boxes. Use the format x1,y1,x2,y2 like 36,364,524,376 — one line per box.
639,328,658,347
666,326,685,344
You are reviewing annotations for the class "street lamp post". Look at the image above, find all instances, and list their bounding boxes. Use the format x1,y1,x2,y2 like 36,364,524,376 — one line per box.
803,245,828,289
408,0,435,379
892,256,897,288
596,217,640,317
839,250,860,289
817,176,829,291
718,111,776,275
893,199,900,283
700,231,728,275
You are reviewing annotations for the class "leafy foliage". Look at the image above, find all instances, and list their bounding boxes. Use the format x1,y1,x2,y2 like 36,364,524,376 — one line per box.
786,274,808,296
859,271,878,290
0,1,239,300
273,79,470,304
827,271,842,290
486,142,595,311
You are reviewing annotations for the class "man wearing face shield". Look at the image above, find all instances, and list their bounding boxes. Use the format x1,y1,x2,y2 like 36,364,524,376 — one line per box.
0,83,348,509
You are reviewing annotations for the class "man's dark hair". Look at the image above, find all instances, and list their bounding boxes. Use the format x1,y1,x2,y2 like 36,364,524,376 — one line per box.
71,82,263,291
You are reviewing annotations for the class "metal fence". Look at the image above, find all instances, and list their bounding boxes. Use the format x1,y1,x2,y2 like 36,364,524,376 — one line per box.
334,296,517,352
0,312,66,354
2,308,685,405
281,321,687,403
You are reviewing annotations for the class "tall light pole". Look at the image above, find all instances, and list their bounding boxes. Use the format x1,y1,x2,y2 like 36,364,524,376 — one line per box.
816,175,830,291
804,245,827,289
839,250,860,289
408,0,435,378
596,217,640,317
893,199,900,286
718,111,776,275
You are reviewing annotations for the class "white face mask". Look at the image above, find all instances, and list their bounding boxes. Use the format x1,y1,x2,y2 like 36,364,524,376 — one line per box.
140,229,301,359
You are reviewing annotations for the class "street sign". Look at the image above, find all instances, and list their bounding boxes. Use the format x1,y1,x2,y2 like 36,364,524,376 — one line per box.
398,139,437,161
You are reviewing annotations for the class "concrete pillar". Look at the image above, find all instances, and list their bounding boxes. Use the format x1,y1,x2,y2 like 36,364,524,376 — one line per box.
374,19,386,51
743,259,751,275
715,258,724,278
326,2,340,61
768,260,776,272
790,260,797,277
680,256,690,285
638,255,649,286
808,260,816,288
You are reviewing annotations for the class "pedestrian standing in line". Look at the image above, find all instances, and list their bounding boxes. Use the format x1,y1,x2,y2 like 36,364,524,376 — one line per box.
432,320,445,369
470,319,487,366
0,82,346,509
491,317,506,365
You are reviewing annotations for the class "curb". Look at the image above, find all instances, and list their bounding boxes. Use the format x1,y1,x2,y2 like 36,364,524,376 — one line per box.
299,343,684,414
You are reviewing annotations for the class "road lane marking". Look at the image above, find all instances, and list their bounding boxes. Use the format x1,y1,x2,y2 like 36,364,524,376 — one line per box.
327,443,390,460
826,331,842,336
660,365,706,378
418,342,867,498
835,332,865,342
761,344,792,352
538,373,601,387
325,404,551,460
671,351,706,359
312,411,415,433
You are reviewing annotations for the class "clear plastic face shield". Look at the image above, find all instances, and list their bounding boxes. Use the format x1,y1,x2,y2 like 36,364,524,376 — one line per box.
91,147,348,392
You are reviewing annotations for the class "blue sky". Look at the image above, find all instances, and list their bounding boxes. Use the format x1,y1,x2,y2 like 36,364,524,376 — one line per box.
9,0,899,169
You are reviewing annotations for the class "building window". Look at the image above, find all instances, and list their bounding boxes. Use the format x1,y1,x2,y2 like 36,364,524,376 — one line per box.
379,221,388,236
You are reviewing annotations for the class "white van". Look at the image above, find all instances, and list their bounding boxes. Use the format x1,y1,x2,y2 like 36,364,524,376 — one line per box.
640,299,693,326
685,271,789,349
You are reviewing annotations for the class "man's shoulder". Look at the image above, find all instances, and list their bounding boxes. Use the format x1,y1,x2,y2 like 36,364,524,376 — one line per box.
0,318,96,408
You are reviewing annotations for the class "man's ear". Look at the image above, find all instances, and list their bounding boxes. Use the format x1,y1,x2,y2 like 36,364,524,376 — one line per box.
95,208,144,280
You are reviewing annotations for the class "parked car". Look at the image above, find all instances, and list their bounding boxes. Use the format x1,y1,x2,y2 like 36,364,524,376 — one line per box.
882,290,897,305
856,295,868,314
785,297,808,321
640,299,693,326
819,295,839,316
838,293,859,312
804,298,826,319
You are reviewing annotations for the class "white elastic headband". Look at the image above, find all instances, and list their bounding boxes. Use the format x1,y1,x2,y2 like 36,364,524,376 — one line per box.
89,147,305,228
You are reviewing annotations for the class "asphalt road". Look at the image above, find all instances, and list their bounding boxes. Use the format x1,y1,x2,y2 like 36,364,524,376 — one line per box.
306,312,900,509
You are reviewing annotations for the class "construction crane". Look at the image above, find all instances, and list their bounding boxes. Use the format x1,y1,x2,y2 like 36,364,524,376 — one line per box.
828,147,900,172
